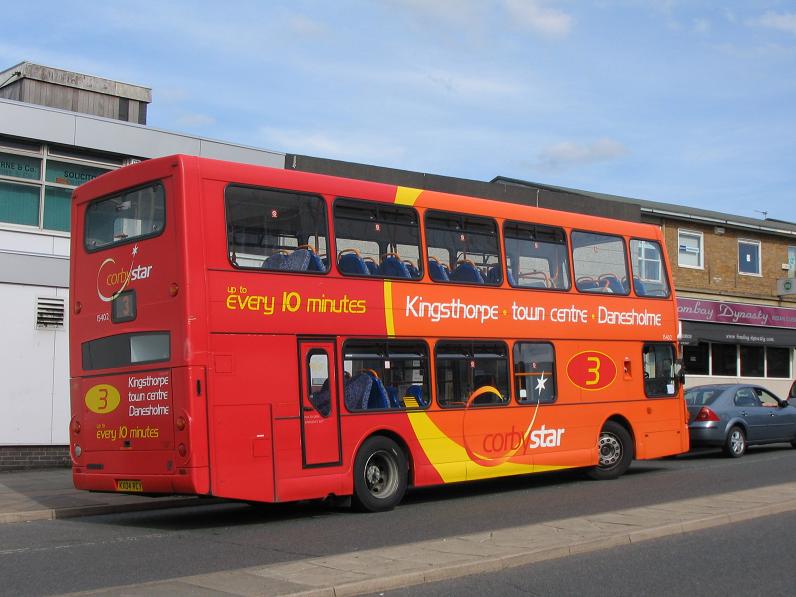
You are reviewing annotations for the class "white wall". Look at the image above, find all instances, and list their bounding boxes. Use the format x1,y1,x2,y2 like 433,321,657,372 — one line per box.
0,283,69,445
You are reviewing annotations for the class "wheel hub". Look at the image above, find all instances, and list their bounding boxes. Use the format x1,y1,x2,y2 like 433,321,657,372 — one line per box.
598,433,622,468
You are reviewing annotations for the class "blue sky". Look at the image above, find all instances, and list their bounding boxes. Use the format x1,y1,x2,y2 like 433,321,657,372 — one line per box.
2,1,795,220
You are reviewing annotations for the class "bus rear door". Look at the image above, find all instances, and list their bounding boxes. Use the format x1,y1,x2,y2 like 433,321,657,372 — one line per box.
299,339,342,467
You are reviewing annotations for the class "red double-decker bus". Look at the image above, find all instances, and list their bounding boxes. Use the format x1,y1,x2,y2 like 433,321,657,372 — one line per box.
69,155,688,511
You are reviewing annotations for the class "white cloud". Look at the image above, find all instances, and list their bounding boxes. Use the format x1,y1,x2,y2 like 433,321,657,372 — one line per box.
259,126,407,164
693,18,710,34
535,138,628,171
504,0,573,38
753,11,796,35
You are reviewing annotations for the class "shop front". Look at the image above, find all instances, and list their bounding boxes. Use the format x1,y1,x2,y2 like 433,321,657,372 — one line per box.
678,297,796,396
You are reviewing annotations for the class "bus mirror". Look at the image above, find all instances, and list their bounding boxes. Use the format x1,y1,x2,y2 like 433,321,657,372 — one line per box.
674,359,685,386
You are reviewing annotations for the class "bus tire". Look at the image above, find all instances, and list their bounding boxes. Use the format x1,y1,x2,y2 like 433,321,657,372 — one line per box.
352,436,407,512
587,421,633,480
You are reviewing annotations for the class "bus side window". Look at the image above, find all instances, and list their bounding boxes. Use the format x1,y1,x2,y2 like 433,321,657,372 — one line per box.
513,342,557,404
630,239,670,298
572,231,630,295
503,222,570,290
643,343,677,397
435,341,509,407
225,185,328,272
425,210,502,286
334,199,422,280
342,340,429,411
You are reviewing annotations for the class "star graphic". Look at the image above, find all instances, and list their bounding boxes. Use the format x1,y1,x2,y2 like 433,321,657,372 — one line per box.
132,244,139,256
535,372,548,395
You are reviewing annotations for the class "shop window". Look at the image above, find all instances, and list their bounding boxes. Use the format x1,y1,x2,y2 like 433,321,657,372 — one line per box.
43,186,71,232
0,180,39,227
225,185,328,272
513,342,556,404
738,239,761,276
711,343,737,376
643,343,677,397
342,340,428,411
503,222,570,290
572,231,629,294
334,199,421,279
45,160,109,186
678,229,703,269
630,239,670,297
766,347,791,378
435,341,509,407
683,342,709,375
425,211,501,285
740,345,764,377
0,151,41,180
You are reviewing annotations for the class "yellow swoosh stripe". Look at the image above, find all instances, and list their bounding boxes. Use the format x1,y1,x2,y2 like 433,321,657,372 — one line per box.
395,186,422,206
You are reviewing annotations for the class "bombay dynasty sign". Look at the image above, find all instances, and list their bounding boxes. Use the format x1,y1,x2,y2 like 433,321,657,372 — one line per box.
677,297,796,330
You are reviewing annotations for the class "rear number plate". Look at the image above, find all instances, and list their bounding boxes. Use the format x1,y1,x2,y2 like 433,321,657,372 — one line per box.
116,479,143,492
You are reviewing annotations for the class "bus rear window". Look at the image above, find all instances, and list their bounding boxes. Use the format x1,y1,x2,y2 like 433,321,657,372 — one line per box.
82,332,170,370
84,183,165,251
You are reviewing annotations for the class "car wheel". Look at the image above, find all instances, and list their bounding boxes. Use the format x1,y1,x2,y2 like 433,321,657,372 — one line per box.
352,436,407,512
586,421,634,480
723,426,746,458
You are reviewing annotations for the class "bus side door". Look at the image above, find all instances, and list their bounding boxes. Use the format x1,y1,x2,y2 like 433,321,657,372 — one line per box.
299,339,342,467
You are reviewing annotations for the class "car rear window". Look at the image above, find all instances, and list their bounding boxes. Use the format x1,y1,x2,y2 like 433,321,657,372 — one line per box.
685,387,723,406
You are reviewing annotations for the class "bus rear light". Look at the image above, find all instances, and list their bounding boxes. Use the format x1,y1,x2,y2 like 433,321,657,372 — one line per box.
74,301,82,314
74,444,82,457
695,407,720,422
71,419,81,434
177,443,187,457
176,416,186,431
169,283,179,297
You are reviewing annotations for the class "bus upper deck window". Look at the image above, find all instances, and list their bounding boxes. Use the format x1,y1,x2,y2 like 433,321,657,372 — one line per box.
85,183,165,251
425,211,501,286
334,199,422,280
572,231,630,295
225,185,329,273
630,239,670,298
503,222,570,290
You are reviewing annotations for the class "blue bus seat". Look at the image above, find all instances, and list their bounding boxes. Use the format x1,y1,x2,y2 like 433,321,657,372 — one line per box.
451,262,484,284
338,252,370,275
428,259,449,282
378,256,411,278
486,265,503,284
344,373,373,410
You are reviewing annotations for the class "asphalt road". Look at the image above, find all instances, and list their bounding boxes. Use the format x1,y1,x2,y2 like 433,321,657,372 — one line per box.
2,445,796,596
373,510,796,597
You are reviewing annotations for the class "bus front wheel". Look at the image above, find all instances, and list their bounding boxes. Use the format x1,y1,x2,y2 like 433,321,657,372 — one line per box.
352,436,407,512
587,421,633,480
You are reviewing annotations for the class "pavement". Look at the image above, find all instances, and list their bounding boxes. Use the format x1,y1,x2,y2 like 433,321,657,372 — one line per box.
4,468,796,596
0,467,207,524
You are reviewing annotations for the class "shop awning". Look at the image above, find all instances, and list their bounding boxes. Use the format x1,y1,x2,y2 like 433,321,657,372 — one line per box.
681,321,796,347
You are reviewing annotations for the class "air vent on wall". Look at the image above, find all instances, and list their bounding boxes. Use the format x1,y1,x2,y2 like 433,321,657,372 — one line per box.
36,297,65,329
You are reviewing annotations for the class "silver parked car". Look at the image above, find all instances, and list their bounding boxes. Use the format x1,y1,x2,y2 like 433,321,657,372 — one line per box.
686,384,796,457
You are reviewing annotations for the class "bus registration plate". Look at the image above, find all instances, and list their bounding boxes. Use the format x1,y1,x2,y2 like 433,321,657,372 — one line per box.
116,479,143,492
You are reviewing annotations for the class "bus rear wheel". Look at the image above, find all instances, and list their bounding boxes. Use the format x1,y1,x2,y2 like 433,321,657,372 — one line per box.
587,421,633,480
352,436,407,512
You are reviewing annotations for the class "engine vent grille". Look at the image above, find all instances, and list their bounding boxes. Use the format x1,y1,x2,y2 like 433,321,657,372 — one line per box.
36,297,65,329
